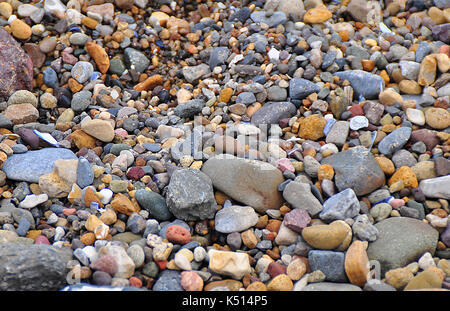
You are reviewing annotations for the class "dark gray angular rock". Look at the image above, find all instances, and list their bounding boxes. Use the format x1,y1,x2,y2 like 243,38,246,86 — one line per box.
319,188,360,221
182,63,211,83
378,127,412,156
2,148,78,183
250,101,297,127
173,99,205,119
209,47,230,70
0,243,73,291
308,250,347,282
166,168,217,221
289,78,321,100
334,70,385,100
321,146,385,196
367,217,439,276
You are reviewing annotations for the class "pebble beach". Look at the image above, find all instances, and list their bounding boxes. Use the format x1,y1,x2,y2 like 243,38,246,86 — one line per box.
0,0,449,292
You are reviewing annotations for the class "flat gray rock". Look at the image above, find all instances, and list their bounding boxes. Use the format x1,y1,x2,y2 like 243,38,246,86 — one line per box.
367,217,439,276
2,148,78,183
378,127,412,155
202,154,284,213
419,175,450,199
289,78,321,100
214,205,259,233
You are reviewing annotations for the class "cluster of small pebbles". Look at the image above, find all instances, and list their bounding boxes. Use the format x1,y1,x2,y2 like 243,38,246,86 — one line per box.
0,0,449,292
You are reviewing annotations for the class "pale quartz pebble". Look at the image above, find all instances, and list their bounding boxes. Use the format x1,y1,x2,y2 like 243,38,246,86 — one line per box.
19,194,48,209
98,188,113,205
418,252,436,271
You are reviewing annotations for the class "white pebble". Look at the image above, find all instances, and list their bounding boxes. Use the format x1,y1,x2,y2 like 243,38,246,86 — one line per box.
418,252,436,271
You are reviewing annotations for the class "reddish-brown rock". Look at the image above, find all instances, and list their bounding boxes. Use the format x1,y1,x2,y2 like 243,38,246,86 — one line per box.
0,29,33,100
166,225,191,245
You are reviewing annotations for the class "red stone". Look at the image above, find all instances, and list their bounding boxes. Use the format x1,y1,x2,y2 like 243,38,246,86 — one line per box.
165,225,191,245
283,208,311,232
90,255,118,276
63,208,77,216
348,104,364,117
267,262,287,278
34,235,50,245
129,276,143,288
126,166,145,181
155,260,168,270
0,28,33,100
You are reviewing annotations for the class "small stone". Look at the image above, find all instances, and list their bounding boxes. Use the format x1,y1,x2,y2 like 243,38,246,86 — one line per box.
208,249,251,280
344,240,370,287
266,274,293,291
301,220,352,251
385,267,414,290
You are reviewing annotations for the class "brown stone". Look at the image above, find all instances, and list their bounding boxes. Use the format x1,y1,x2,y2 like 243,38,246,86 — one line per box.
70,129,97,149
10,19,32,40
388,166,419,188
133,75,164,91
3,103,39,125
84,187,104,208
298,114,326,140
204,279,243,291
85,41,110,74
111,193,140,215
344,240,370,287
266,274,293,291
303,7,332,23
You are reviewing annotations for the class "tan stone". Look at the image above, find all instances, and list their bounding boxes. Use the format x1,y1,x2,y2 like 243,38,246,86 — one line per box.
385,267,414,290
425,107,450,130
208,249,251,280
418,55,437,86
404,268,443,290
70,129,97,149
375,157,395,175
85,215,104,232
303,6,332,23
241,229,258,249
111,193,140,215
286,258,307,281
98,244,135,278
10,19,32,40
99,208,117,225
379,88,403,106
399,80,422,95
81,119,115,142
39,159,78,198
298,114,326,140
3,103,39,125
301,220,352,250
344,240,370,287
204,279,243,291
246,281,267,291
267,274,293,291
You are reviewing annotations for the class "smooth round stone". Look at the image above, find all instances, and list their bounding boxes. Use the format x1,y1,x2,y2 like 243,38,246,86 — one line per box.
71,61,94,84
367,217,439,276
378,127,412,156
406,108,425,126
349,116,369,130
214,205,259,234
70,33,90,45
135,189,172,221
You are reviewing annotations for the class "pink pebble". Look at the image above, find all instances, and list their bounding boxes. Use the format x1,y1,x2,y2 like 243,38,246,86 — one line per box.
35,235,50,245
180,271,203,291
63,208,77,216
389,198,405,209
114,128,128,139
277,158,295,173
439,45,450,57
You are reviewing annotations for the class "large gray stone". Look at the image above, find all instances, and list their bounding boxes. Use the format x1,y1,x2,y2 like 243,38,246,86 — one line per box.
367,217,439,276
166,168,217,221
2,148,78,183
289,78,321,100
308,250,347,283
0,243,72,291
334,70,385,100
321,146,385,196
201,154,284,213
135,189,172,221
123,48,150,73
250,101,297,127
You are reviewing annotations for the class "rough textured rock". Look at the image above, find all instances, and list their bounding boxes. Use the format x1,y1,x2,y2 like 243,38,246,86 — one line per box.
166,168,217,221
0,243,72,291
250,102,297,127
0,29,34,100
208,249,251,280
